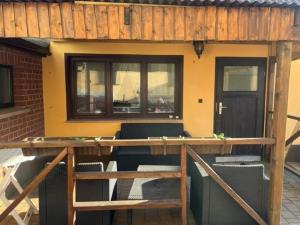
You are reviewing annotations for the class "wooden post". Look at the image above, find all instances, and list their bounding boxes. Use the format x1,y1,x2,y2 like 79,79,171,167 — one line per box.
268,41,292,225
180,145,187,225
67,147,75,225
265,56,276,160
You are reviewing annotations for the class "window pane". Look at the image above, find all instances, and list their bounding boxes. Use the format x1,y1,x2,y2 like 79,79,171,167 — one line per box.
76,62,106,114
147,63,175,113
112,63,141,113
0,67,13,106
223,66,258,91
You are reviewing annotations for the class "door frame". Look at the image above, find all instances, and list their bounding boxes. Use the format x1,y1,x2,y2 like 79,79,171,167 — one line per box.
213,57,267,137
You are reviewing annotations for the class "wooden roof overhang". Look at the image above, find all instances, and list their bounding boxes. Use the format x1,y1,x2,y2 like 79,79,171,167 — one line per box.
0,1,299,42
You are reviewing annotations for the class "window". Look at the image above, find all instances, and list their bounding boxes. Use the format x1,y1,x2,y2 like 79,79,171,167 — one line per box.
66,55,183,119
0,65,13,108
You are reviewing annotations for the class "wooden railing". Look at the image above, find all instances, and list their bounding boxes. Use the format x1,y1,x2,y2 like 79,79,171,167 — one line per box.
0,137,275,225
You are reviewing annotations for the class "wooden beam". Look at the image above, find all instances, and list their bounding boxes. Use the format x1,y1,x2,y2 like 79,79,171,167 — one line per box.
75,171,181,180
67,147,75,225
0,137,275,149
73,199,181,211
187,147,268,225
268,41,292,225
181,145,187,225
0,148,67,222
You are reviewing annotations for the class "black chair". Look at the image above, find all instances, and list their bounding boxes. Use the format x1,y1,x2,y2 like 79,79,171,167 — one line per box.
187,157,269,225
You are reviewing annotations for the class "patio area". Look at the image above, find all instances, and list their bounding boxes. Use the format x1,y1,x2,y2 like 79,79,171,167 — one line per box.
0,169,299,225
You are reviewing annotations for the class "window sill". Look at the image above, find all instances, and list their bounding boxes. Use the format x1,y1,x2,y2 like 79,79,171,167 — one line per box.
0,107,31,120
65,118,183,123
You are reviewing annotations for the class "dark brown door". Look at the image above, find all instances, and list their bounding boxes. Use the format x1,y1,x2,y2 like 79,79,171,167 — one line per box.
214,58,266,155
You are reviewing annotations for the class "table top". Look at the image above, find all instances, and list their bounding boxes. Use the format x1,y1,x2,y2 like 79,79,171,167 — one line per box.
118,165,181,201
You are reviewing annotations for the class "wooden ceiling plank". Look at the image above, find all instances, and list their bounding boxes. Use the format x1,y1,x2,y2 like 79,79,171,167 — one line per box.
26,3,39,38
3,3,16,37
205,6,216,40
185,7,195,41
0,4,5,37
61,2,74,38
153,6,164,41
248,7,259,40
95,5,108,39
269,8,281,41
108,5,120,39
85,5,97,39
194,7,205,40
118,5,131,40
141,6,153,40
49,3,63,39
14,3,28,37
37,3,50,38
131,5,142,40
258,7,270,41
217,7,228,41
73,4,86,39
227,8,238,41
238,7,249,41
163,7,174,41
174,7,185,40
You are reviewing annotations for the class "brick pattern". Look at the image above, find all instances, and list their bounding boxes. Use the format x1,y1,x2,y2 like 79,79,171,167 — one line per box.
0,44,44,141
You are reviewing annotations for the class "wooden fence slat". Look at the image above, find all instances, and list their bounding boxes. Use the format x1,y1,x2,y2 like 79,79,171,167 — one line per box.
181,145,187,225
163,7,174,41
95,5,108,39
84,5,97,39
142,6,153,40
37,3,50,38
205,6,216,40
174,7,184,40
108,5,120,40
0,148,68,222
238,7,249,40
269,8,281,41
187,147,268,225
61,3,74,38
3,3,15,37
258,7,270,41
194,7,205,40
217,7,228,41
73,4,86,39
280,8,294,40
119,6,131,40
0,4,5,37
49,3,63,39
67,147,75,225
227,8,238,40
153,6,163,41
14,3,27,37
185,7,195,41
248,7,259,40
131,5,142,40
26,3,39,38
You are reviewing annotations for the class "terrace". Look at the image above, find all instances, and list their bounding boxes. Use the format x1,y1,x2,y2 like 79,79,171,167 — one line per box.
0,1,300,225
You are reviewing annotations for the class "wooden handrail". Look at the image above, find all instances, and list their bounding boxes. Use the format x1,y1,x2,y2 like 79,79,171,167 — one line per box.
0,137,275,149
268,110,300,121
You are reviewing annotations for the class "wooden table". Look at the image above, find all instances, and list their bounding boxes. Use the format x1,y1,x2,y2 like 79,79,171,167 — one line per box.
118,165,190,225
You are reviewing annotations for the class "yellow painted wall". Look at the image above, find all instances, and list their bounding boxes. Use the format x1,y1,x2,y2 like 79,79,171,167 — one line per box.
287,59,300,144
42,41,268,137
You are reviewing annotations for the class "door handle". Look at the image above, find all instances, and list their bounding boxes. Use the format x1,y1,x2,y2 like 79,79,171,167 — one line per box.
218,102,228,115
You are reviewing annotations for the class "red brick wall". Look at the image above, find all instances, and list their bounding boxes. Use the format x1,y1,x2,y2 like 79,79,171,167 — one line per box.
0,44,44,141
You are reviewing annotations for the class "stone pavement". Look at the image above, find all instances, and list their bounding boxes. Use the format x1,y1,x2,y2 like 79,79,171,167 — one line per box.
281,170,300,225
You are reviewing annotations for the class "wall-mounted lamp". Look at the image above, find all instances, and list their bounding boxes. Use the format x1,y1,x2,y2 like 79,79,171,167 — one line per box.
193,41,204,59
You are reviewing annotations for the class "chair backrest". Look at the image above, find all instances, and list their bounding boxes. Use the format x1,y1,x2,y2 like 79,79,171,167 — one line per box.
208,164,266,225
120,123,184,139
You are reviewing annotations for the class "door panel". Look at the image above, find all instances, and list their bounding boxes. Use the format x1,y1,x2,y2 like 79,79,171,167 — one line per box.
214,58,266,155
